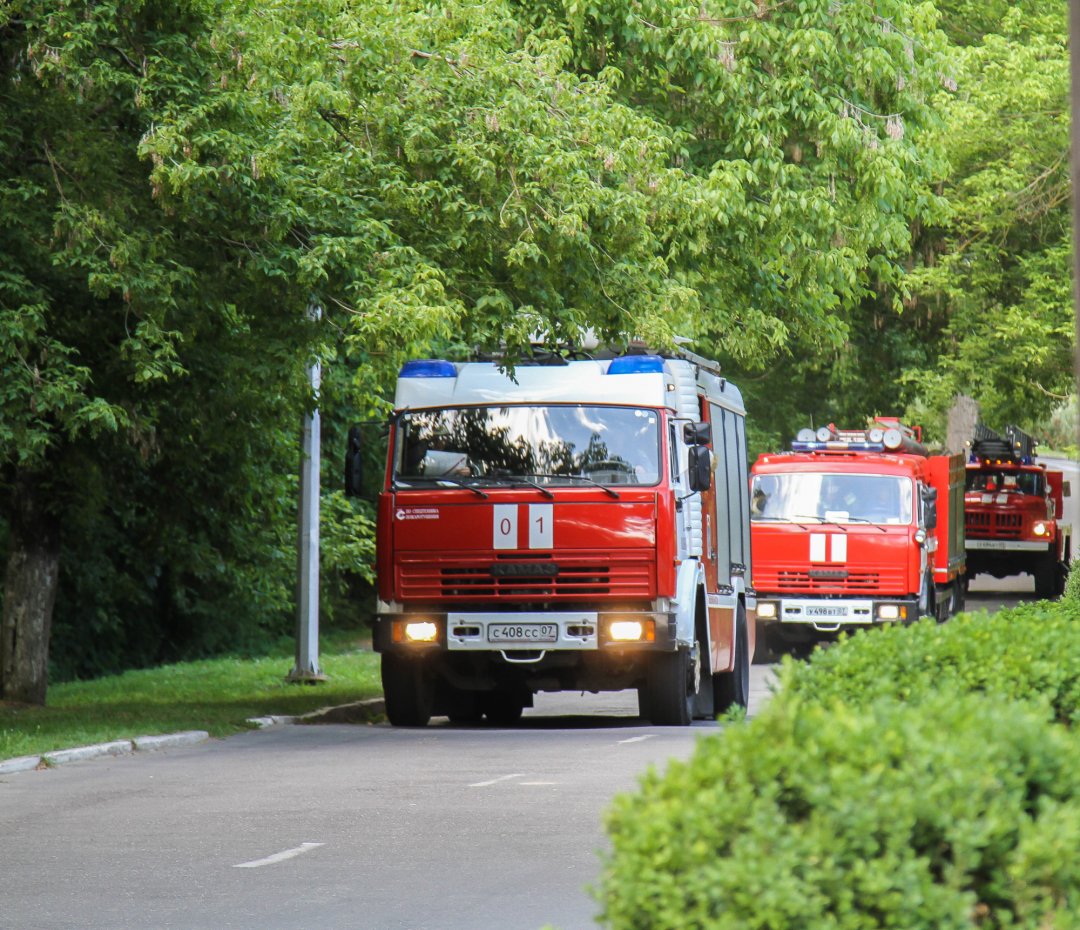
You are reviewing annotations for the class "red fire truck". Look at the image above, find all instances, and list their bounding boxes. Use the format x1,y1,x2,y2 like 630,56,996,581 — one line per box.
750,419,966,656
963,424,1071,598
345,349,755,727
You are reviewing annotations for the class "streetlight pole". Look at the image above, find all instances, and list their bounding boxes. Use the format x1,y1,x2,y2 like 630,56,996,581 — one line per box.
288,303,326,683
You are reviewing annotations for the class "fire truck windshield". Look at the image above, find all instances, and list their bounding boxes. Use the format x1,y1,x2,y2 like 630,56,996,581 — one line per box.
751,473,913,525
965,469,1043,496
393,405,661,488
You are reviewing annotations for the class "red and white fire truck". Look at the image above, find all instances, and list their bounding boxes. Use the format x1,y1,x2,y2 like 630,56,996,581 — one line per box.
750,419,966,656
963,424,1071,598
346,349,755,726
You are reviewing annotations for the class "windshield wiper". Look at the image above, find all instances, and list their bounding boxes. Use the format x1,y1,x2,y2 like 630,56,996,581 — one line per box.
509,472,621,499
569,475,620,499
394,476,488,498
515,477,555,499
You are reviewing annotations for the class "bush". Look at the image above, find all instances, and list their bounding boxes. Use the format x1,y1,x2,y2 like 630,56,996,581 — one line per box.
597,694,1080,930
1064,557,1080,604
775,600,1080,725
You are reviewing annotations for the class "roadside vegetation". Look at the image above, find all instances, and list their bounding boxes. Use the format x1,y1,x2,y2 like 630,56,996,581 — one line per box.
597,583,1080,929
0,633,380,761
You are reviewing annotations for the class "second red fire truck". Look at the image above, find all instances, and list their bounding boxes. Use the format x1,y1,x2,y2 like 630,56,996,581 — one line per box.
750,419,966,656
347,348,755,726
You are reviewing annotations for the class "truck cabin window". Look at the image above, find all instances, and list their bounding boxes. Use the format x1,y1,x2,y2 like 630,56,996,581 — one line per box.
965,470,1043,496
394,405,661,487
751,473,914,525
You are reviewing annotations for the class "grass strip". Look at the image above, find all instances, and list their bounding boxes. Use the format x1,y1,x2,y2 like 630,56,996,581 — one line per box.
0,634,381,761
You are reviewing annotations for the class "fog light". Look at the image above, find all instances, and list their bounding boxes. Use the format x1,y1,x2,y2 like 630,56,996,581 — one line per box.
1033,522,1048,537
403,620,438,643
609,620,645,642
877,604,904,621
757,602,778,619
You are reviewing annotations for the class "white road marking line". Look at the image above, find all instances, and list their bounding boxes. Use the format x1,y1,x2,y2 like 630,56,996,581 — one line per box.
618,735,654,745
520,781,557,786
469,773,525,788
233,842,324,869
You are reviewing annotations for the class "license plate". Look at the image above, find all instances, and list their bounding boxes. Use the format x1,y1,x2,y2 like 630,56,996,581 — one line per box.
489,623,558,644
805,606,846,618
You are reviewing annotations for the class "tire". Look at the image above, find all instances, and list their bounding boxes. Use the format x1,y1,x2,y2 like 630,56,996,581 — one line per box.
1057,560,1070,597
752,620,782,665
644,644,698,726
919,570,935,620
481,690,526,726
1034,554,1057,599
382,653,434,727
713,603,750,715
950,580,965,618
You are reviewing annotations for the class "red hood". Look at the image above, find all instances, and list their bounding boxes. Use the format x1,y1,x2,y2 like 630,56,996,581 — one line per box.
752,523,915,596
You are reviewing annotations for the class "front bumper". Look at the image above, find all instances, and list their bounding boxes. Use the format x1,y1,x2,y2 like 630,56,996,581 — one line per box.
755,596,918,632
373,610,677,653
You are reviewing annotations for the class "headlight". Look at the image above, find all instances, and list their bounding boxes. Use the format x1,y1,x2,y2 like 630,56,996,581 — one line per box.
757,602,778,619
607,619,655,642
394,620,439,643
1033,522,1048,537
877,604,906,621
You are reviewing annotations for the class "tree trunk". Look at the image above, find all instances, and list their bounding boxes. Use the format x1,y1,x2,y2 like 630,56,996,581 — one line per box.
1,471,60,705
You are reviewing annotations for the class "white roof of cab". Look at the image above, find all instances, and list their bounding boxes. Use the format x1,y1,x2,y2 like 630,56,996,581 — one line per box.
394,358,745,415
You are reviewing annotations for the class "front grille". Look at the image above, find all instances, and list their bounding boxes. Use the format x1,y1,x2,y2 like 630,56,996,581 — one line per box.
966,511,1023,539
398,551,655,601
758,566,905,594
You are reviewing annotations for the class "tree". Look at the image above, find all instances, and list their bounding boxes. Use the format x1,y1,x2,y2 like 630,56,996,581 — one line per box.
903,2,1072,433
0,1,317,701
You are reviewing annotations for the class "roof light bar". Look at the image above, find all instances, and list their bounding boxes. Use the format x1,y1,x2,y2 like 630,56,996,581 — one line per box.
399,360,457,378
606,355,665,375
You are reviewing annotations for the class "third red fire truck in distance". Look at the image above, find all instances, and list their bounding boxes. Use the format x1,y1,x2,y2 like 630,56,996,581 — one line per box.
750,419,966,656
963,424,1071,598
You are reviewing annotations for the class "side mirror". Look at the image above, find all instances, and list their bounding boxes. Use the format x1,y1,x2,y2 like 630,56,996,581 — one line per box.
344,425,364,497
921,484,937,530
688,446,712,492
683,421,712,446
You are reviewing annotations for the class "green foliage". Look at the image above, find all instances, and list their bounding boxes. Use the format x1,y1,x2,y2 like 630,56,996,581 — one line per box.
523,0,951,360
904,2,1072,430
0,2,325,681
1065,559,1080,605
779,600,1080,724
599,692,1080,929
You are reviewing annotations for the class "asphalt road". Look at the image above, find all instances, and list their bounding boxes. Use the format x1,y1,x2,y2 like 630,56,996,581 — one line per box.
0,682,773,930
0,577,1042,930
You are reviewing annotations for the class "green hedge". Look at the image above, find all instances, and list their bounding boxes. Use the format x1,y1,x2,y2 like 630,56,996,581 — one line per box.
597,694,1080,930
775,599,1080,724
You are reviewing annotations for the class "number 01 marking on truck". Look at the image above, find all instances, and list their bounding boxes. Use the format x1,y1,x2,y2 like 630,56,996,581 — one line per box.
493,504,553,550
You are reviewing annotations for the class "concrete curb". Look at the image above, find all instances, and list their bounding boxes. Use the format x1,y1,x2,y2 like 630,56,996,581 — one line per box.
0,730,210,777
245,697,385,728
297,697,385,725
1,695,386,777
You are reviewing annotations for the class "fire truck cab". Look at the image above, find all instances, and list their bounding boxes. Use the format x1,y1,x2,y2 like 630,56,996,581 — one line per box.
963,424,1071,598
348,349,755,727
751,419,966,656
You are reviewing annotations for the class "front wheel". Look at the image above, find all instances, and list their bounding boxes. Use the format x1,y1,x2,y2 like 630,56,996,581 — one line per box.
382,653,434,727
643,643,698,726
1034,553,1057,599
713,604,750,715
